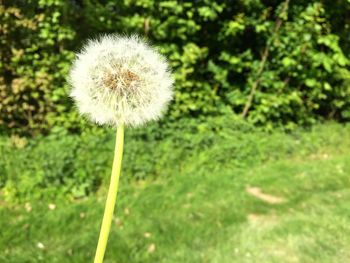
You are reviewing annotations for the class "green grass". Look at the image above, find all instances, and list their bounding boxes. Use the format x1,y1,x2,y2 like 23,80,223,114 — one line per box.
1,123,350,262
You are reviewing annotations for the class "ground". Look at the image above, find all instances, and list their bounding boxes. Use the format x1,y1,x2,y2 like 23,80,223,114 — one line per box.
1,123,350,263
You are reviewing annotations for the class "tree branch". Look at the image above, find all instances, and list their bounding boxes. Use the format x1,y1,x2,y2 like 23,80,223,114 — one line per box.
241,0,290,118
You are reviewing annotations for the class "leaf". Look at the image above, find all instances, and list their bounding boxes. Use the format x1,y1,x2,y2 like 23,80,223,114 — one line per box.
305,79,317,87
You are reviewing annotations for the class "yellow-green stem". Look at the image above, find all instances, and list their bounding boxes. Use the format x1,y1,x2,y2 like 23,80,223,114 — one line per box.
94,125,124,263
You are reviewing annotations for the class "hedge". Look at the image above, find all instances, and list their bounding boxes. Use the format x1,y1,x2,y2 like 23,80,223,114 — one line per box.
1,0,350,135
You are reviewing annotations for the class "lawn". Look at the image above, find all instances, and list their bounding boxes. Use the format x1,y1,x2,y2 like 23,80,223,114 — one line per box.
1,123,350,263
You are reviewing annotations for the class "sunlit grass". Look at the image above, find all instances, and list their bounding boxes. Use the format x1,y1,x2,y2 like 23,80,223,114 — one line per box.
1,123,350,262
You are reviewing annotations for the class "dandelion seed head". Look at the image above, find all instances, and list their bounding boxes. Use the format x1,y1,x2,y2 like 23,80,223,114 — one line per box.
69,34,174,127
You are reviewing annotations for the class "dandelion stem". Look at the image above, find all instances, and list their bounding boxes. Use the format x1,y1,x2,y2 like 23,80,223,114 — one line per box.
94,125,124,263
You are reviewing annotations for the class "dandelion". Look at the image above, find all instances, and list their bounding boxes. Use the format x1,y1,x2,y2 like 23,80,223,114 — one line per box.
69,34,174,263
69,34,173,127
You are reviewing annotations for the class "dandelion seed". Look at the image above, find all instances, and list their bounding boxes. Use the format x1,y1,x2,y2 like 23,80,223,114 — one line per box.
147,243,156,254
25,202,32,213
48,203,56,210
37,242,45,250
144,232,151,238
124,208,130,215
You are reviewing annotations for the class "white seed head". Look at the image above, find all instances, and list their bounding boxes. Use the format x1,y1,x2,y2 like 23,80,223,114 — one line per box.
69,34,174,127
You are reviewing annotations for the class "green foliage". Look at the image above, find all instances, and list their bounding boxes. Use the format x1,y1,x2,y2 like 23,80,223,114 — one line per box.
0,115,249,200
1,114,349,202
1,1,350,134
210,2,350,129
0,2,84,135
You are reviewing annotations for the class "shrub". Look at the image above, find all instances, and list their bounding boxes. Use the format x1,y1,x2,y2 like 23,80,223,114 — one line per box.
1,1,350,135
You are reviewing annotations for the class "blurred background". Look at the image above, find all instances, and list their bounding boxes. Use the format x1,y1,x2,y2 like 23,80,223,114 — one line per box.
1,0,350,262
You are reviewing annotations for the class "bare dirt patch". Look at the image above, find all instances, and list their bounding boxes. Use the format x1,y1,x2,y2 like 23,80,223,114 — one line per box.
246,186,286,204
